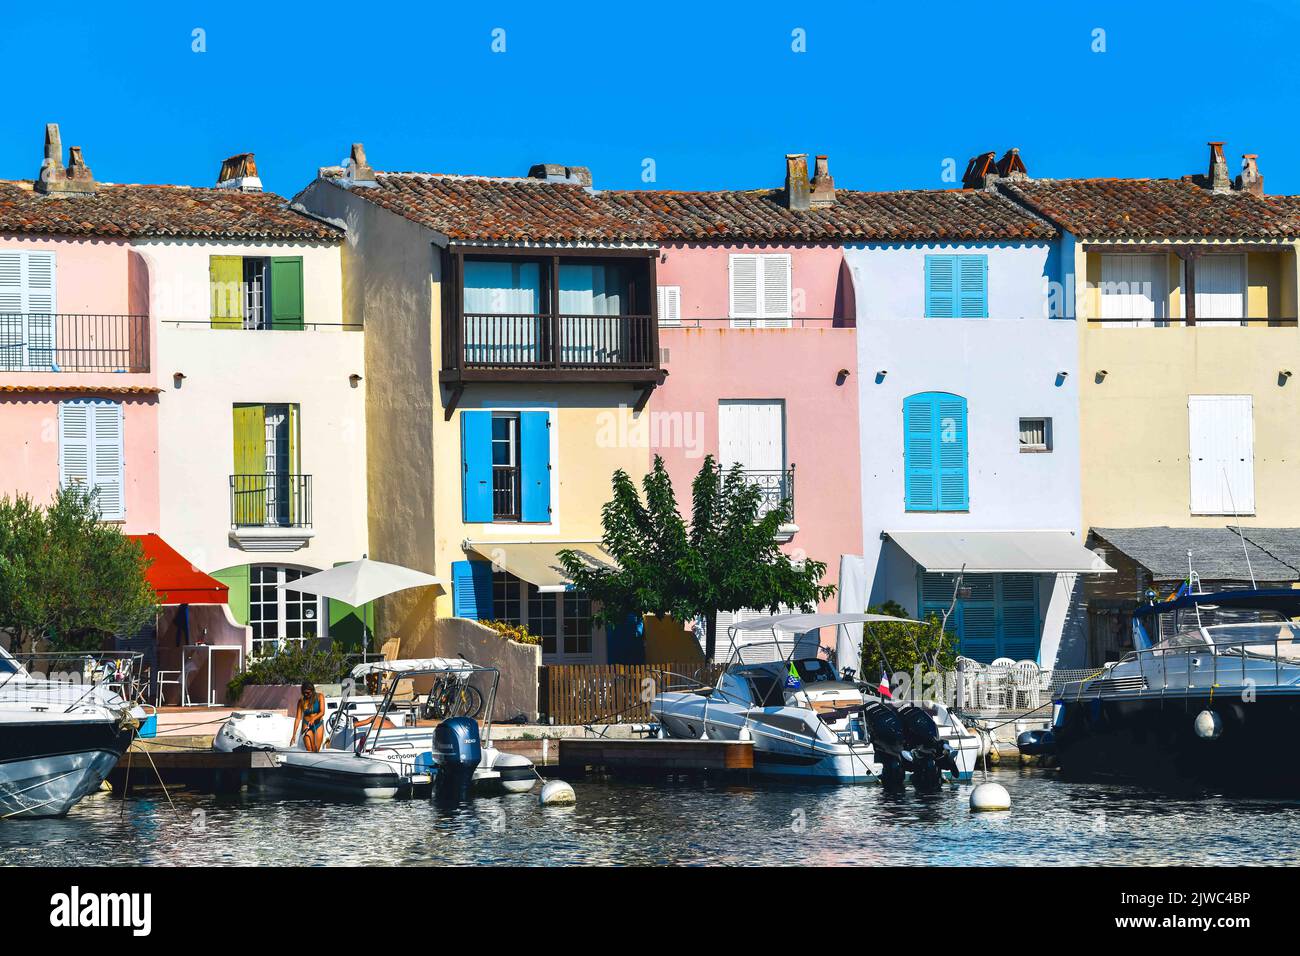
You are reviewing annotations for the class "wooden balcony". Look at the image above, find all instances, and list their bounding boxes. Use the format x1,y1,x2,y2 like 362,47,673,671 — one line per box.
439,248,665,410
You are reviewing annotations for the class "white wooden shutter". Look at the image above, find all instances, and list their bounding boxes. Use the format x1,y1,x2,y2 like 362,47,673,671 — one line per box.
656,285,681,326
729,255,759,326
1189,395,1254,515
59,400,124,521
760,254,792,327
1195,254,1246,323
23,252,56,369
92,401,125,520
1100,254,1163,327
718,400,785,471
0,252,22,370
59,401,91,490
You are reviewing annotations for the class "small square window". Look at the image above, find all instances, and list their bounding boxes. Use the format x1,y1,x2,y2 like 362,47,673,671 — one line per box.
1019,417,1052,453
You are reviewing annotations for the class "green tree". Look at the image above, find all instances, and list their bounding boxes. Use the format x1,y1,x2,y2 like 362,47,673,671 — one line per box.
0,486,158,654
858,600,959,679
559,455,836,661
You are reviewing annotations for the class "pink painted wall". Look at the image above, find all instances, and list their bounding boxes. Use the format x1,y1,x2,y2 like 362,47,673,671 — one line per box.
0,236,160,531
656,242,854,323
651,243,862,616
0,392,160,532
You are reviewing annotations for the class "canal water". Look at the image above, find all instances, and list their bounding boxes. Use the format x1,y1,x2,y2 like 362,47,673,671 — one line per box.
4,768,1295,866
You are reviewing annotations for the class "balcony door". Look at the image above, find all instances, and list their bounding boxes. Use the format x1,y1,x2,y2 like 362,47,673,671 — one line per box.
463,260,544,365
232,403,300,527
0,249,56,370
719,400,786,514
1195,254,1247,325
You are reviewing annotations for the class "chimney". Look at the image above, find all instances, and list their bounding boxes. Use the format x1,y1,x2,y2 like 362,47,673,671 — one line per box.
345,143,376,185
961,151,998,190
527,164,593,187
35,123,97,196
783,154,811,211
1236,153,1264,196
216,153,262,192
809,155,836,208
996,147,1028,181
1206,142,1232,193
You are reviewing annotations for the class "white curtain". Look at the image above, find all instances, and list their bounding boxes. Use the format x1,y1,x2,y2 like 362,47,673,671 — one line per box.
559,264,626,364
463,261,542,364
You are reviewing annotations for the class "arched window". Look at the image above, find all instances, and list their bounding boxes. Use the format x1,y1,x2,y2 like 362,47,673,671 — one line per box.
903,392,968,512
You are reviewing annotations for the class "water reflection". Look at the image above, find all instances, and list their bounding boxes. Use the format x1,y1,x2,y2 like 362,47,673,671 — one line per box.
2,769,1296,866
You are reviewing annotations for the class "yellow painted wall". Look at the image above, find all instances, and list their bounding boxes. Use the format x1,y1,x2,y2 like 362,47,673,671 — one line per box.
1078,241,1300,528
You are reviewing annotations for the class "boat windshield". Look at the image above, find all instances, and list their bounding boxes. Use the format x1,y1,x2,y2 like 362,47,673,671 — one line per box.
1203,621,1300,656
0,647,19,675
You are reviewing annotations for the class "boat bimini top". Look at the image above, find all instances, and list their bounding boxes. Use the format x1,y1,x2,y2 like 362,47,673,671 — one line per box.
727,612,921,633
349,657,492,679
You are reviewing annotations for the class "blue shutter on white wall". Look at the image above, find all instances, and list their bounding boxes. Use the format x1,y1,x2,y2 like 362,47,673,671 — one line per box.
920,572,1040,663
956,255,988,318
935,394,969,511
451,560,494,620
461,411,493,522
903,395,938,511
997,574,1040,661
924,255,956,318
519,411,551,522
904,392,968,512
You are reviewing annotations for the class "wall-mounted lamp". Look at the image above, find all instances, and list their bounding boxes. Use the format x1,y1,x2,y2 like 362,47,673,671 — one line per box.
875,369,888,384
1055,371,1069,387
1280,370,1293,386
835,368,850,386
349,374,363,388
1095,369,1108,384
172,372,186,388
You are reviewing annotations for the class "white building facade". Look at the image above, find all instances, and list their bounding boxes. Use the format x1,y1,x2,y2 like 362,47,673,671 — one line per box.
846,235,1107,668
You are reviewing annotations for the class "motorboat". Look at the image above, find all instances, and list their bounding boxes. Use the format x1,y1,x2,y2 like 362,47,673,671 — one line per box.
651,613,980,789
263,657,536,800
214,694,402,753
1052,587,1300,791
0,647,147,818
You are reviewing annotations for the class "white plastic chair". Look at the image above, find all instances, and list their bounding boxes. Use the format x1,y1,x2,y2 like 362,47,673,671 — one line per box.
1011,660,1042,710
988,658,1016,711
155,670,182,708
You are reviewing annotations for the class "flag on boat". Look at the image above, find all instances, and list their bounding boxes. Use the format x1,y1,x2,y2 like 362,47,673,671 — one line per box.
784,663,802,689
878,671,893,699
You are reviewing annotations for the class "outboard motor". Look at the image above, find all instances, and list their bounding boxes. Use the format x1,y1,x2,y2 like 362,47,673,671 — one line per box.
861,701,907,792
1016,729,1056,758
897,704,961,793
434,716,482,799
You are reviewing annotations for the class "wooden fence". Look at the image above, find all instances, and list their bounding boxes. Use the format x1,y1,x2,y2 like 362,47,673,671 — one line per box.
540,662,724,726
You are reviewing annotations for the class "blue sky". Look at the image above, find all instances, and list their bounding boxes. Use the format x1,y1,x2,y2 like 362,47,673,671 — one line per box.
3,0,1299,197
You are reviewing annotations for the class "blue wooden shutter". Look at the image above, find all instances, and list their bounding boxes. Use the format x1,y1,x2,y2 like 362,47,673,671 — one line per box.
924,255,956,318
956,255,988,318
451,560,494,620
996,574,1040,661
461,411,493,522
519,411,551,522
903,394,937,511
935,394,969,511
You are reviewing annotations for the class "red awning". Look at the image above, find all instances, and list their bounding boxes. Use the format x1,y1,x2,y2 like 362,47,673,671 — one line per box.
128,534,229,605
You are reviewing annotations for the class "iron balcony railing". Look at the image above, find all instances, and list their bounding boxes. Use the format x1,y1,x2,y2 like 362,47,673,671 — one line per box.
739,466,795,521
0,313,150,372
460,312,657,369
230,474,312,528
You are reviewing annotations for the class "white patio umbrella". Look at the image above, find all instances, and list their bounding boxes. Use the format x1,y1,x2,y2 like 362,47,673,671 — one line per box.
280,558,443,654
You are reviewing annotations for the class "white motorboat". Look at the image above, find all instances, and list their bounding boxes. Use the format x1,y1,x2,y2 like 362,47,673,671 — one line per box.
652,613,980,790
263,657,537,799
0,647,147,818
214,694,402,753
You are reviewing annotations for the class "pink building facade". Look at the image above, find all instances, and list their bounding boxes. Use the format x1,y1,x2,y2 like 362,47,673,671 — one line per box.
651,241,863,633
0,231,160,532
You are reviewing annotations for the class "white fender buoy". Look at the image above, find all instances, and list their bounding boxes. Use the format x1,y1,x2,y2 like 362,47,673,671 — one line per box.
539,779,576,806
1194,709,1223,740
738,724,752,742
970,782,1011,812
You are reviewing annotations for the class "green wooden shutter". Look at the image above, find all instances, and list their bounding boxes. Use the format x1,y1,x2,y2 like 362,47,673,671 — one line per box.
211,565,251,624
232,404,266,525
210,256,243,329
270,257,305,330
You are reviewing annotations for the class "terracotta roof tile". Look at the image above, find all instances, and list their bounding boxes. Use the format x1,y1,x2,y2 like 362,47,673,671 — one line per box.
0,384,160,395
0,179,339,241
1001,178,1300,239
340,173,1055,244
608,188,1056,242
348,173,654,244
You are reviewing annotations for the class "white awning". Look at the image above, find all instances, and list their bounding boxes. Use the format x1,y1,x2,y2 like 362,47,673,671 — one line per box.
883,530,1114,574
464,541,615,593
